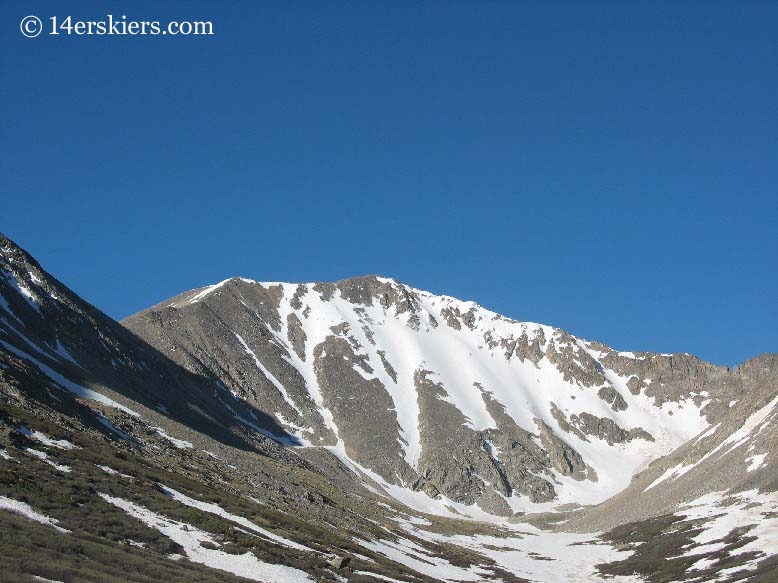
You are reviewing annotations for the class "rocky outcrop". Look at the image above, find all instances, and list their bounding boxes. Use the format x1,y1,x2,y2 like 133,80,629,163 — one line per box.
597,386,628,411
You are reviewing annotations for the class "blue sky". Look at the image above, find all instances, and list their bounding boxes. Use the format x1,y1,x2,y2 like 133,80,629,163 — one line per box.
2,1,776,366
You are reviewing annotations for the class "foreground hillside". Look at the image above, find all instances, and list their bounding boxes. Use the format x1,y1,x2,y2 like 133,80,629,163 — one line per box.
1,232,776,582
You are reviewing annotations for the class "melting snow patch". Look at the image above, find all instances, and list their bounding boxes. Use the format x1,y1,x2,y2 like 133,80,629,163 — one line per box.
0,449,18,462
351,572,406,583
643,464,689,492
99,493,313,582
235,333,303,416
153,427,193,449
0,340,140,416
745,453,767,472
96,416,135,441
17,425,78,450
356,535,490,582
158,484,313,551
24,448,71,472
418,518,643,583
49,339,80,367
96,464,133,479
0,495,69,533
233,413,300,446
679,489,778,573
2,270,42,313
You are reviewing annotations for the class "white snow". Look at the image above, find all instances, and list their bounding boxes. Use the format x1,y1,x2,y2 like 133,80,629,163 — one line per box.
17,425,78,450
0,340,140,416
96,416,135,441
745,453,767,472
24,448,71,472
358,518,642,583
351,572,406,583
187,279,233,304
0,289,24,325
233,412,300,446
679,489,778,574
693,423,720,445
96,464,133,479
0,449,18,462
0,495,69,533
49,339,81,368
663,395,778,483
357,535,490,581
2,270,41,313
643,463,687,492
235,333,303,416
99,493,313,582
186,278,257,304
158,484,313,551
153,426,193,449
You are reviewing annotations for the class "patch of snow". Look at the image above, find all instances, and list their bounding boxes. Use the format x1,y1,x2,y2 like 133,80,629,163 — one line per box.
0,495,69,533
235,333,303,416
153,427,193,449
24,448,71,472
2,270,42,313
745,453,767,472
643,464,687,492
49,339,81,368
693,423,720,445
679,489,778,573
0,290,24,325
0,340,140,416
17,425,78,450
159,484,313,551
186,278,255,304
99,493,313,582
96,464,133,478
357,535,490,582
233,413,299,446
351,572,406,583
96,416,135,441
0,449,18,462
387,502,645,583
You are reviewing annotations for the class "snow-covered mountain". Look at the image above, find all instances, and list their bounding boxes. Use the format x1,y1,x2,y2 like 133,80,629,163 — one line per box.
2,231,777,582
124,275,760,518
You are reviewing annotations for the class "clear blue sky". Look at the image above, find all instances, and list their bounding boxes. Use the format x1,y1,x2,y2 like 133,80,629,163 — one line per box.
2,1,776,366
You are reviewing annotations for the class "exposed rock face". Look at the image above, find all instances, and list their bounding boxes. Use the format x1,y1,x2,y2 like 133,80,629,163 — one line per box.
597,386,628,411
314,336,411,478
569,412,654,445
